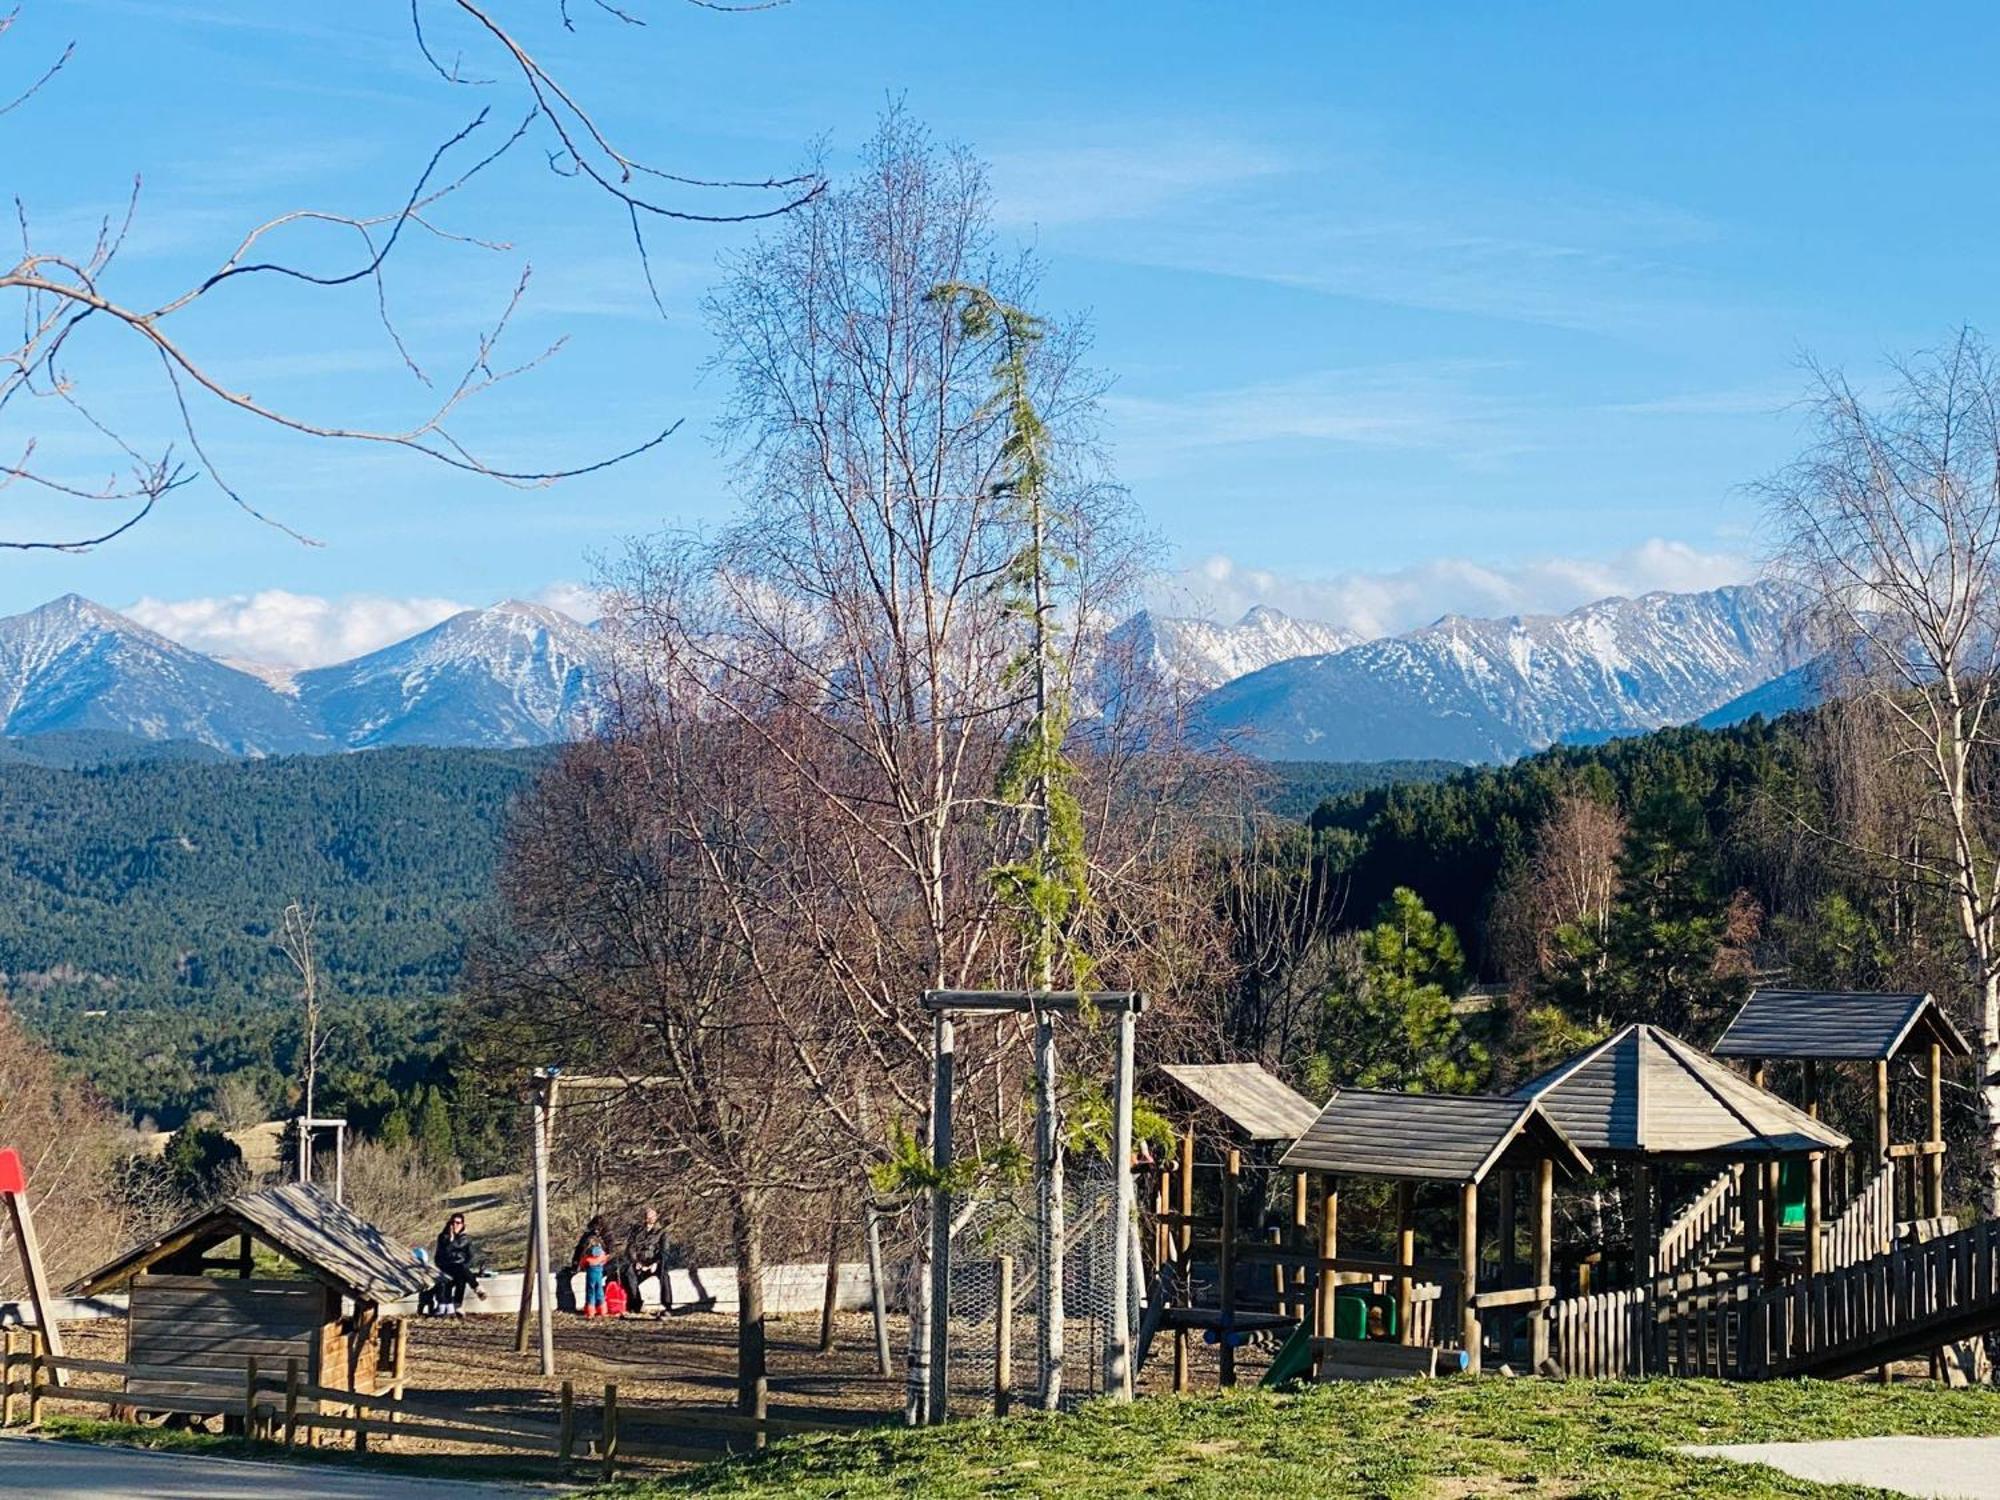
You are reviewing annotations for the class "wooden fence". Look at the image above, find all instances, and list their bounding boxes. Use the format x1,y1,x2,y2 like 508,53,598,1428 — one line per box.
0,1331,873,1477
1819,1162,1895,1271
1543,1283,1652,1377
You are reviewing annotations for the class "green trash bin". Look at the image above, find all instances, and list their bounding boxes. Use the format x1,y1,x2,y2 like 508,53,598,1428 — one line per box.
1778,1157,1809,1229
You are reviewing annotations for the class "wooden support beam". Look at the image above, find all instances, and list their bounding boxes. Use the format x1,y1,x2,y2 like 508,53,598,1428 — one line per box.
1105,1007,1137,1401
1,1183,65,1388
1316,1180,1339,1351
1928,1041,1945,1218
1743,1160,1763,1279
1761,1160,1780,1287
1875,1059,1892,1165
1219,1147,1240,1388
1805,1150,1824,1275
928,1009,955,1425
1458,1181,1481,1376
1529,1158,1553,1369
1396,1181,1416,1347
995,1254,1014,1417
529,1077,557,1378
1173,1129,1193,1394
1804,1059,1820,1119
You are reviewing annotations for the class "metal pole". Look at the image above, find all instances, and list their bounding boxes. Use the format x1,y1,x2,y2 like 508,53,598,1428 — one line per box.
928,1010,955,1424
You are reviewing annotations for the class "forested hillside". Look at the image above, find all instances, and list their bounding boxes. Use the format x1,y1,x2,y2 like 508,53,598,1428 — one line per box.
0,745,545,1127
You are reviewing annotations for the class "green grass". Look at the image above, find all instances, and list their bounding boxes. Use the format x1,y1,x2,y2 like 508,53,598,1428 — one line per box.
594,1379,2000,1498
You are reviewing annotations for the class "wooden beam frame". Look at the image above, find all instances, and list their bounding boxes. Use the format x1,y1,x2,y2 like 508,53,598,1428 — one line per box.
921,990,1143,1015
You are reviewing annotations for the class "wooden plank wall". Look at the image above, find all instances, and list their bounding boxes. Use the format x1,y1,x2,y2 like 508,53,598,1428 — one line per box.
125,1275,321,1409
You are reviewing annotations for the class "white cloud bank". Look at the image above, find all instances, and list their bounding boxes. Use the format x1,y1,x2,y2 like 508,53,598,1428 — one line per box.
1154,538,1755,642
125,583,602,668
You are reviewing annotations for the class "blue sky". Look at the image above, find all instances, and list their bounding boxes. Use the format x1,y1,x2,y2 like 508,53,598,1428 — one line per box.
3,1,1993,662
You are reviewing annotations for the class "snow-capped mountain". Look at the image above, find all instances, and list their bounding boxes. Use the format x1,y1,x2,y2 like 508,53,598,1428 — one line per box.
1107,605,1361,692
1194,582,1793,762
0,595,327,755
294,601,604,749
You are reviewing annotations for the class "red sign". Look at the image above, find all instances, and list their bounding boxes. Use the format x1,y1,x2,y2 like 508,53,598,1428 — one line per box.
0,1148,24,1196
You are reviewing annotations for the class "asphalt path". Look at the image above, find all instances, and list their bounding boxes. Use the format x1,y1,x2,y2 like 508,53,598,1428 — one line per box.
1686,1436,2000,1497
0,1435,549,1499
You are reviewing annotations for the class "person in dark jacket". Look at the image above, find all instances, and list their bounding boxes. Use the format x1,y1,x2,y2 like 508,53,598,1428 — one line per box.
617,1206,670,1316
428,1212,478,1315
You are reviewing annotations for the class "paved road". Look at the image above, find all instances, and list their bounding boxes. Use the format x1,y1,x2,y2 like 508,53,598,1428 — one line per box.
1686,1436,2000,1498
0,1436,547,1499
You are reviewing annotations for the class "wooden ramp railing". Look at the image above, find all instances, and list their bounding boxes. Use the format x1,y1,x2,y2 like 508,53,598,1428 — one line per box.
1819,1162,1894,1271
1658,1167,1743,1279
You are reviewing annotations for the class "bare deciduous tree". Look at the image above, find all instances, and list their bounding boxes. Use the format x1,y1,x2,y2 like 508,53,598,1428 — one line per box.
1765,328,2000,1211
2,2,819,550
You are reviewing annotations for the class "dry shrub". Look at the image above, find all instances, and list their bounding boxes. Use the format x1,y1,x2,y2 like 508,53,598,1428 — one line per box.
0,1001,132,1297
341,1138,462,1253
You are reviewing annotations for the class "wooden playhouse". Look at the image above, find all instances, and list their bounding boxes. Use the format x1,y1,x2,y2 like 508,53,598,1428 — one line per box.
68,1182,433,1417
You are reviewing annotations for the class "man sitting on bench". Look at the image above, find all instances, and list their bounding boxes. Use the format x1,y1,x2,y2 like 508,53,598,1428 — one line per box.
618,1205,670,1317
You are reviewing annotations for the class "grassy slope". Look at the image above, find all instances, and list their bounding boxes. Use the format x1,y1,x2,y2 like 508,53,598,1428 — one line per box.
605,1380,2000,1499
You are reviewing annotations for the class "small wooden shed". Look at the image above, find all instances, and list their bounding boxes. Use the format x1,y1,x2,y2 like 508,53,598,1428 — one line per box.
68,1183,432,1417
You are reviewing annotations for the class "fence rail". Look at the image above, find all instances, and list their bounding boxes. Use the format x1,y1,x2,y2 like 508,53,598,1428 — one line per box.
0,1331,873,1477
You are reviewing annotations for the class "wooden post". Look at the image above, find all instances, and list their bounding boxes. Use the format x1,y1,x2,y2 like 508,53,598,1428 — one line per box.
3,1327,15,1428
529,1075,558,1377
1530,1158,1553,1369
1316,1179,1338,1350
1219,1147,1240,1387
284,1359,300,1449
818,1212,842,1354
1761,1160,1780,1285
600,1382,619,1480
1106,1006,1137,1400
864,1203,893,1378
1804,1059,1820,1118
1292,1171,1310,1319
1743,1156,1764,1279
1034,1007,1064,1412
1173,1127,1194,1393
1874,1059,1892,1164
994,1253,1014,1417
1805,1151,1824,1275
514,1179,540,1353
1395,1181,1416,1346
244,1356,259,1441
558,1380,575,1462
1928,1041,1945,1218
26,1331,41,1427
0,1167,66,1388
1459,1181,1481,1375
1630,1164,1656,1288
929,1008,955,1425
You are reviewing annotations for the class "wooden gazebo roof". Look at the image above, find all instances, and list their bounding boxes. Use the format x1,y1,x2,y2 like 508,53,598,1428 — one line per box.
1160,1063,1321,1143
70,1183,433,1300
1712,989,1973,1063
1278,1090,1592,1184
1513,1023,1849,1159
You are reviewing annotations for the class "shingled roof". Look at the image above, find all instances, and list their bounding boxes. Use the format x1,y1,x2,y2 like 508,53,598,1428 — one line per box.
1278,1090,1592,1184
1160,1063,1322,1142
1712,989,1972,1063
71,1183,433,1301
1513,1023,1849,1158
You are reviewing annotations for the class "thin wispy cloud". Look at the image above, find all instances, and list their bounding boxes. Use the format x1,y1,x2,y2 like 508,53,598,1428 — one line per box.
1155,538,1754,641
1105,360,1533,471
988,136,1290,228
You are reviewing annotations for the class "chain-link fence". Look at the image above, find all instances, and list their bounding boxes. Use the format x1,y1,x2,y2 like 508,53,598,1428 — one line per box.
941,1155,1138,1413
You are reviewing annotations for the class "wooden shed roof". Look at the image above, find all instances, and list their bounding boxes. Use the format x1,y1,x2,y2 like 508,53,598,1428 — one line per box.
1711,989,1972,1063
1513,1023,1849,1159
70,1183,434,1300
1160,1063,1322,1142
1277,1091,1592,1184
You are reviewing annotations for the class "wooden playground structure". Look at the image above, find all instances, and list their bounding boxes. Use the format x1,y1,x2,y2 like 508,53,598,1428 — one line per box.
1136,990,1998,1388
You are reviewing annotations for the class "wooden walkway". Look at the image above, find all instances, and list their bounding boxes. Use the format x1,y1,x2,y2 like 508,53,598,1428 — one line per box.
1546,1214,2000,1381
